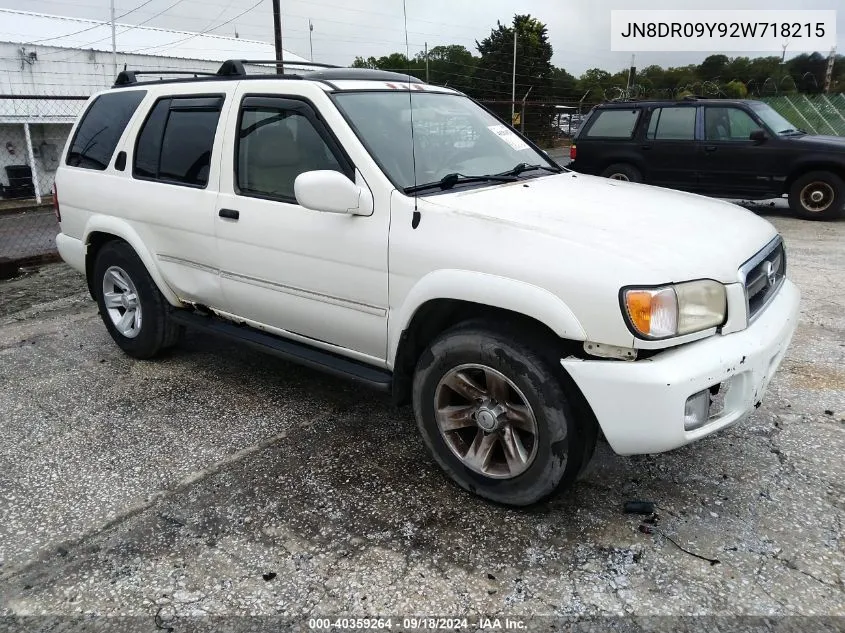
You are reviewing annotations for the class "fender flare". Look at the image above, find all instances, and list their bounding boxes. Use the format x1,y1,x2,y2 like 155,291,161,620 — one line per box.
785,157,845,186
388,269,587,365
83,215,182,306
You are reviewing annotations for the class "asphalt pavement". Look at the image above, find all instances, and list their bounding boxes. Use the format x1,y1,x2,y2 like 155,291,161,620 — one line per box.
0,211,843,626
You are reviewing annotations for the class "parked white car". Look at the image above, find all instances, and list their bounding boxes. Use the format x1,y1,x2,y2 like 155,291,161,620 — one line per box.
54,62,800,506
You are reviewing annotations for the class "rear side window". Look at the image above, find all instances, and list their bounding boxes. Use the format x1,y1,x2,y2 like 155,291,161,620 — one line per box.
66,90,146,170
647,107,696,140
583,109,640,138
133,95,224,188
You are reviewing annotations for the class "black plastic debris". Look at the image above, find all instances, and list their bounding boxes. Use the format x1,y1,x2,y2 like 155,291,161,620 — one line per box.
624,501,655,515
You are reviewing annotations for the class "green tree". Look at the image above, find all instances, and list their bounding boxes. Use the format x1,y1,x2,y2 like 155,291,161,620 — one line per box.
697,54,730,80
550,66,577,100
786,52,828,93
350,53,425,79
576,68,612,100
474,14,554,102
723,80,748,98
414,44,478,92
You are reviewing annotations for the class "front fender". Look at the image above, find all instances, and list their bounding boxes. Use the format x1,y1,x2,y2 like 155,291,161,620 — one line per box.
388,269,587,365
84,215,182,307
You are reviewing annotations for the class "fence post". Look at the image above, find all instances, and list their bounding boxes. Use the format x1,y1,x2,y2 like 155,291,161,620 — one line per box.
23,122,42,204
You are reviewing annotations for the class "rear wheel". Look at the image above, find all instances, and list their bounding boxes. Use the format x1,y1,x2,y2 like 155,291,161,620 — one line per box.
93,241,182,359
600,163,642,183
412,322,595,506
788,171,844,221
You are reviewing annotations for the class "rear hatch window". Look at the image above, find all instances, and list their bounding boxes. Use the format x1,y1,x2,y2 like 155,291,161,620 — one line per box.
578,108,640,139
66,90,146,170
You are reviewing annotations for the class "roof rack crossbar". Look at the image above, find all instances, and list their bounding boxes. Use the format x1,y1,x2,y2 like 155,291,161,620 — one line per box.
217,59,341,77
114,69,219,86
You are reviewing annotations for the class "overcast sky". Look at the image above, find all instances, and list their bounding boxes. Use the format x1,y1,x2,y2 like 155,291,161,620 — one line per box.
2,0,843,75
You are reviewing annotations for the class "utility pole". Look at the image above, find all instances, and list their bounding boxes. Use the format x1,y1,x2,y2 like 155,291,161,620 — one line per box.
272,0,284,74
520,86,532,134
110,0,117,79
511,29,517,123
824,46,836,93
308,19,314,61
425,42,429,83
626,54,635,94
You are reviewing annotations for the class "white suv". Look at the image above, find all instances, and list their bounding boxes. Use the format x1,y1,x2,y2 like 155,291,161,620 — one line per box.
54,61,800,506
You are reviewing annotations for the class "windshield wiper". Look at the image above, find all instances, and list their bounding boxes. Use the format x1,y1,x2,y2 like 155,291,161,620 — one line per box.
779,128,806,136
496,162,562,177
404,172,518,194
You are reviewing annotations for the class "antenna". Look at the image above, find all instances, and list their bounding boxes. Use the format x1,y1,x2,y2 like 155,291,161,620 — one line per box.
402,0,420,223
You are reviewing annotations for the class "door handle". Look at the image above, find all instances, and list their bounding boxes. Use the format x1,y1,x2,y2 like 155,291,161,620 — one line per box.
704,145,717,153
219,208,240,220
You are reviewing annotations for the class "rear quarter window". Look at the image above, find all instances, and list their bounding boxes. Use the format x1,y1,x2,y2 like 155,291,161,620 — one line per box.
582,109,640,139
66,90,146,170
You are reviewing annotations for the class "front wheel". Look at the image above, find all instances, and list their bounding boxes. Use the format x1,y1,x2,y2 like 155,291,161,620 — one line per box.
788,171,844,221
412,322,595,506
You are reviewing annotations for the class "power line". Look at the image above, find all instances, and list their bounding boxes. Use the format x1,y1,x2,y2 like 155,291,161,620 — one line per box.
128,0,265,55
21,0,161,45
39,0,198,60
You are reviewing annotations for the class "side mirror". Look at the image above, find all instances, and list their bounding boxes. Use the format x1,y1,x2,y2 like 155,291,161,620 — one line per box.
294,170,371,215
749,130,768,143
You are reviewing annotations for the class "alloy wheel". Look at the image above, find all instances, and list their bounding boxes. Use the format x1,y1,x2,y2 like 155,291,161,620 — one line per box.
102,265,143,338
434,363,539,479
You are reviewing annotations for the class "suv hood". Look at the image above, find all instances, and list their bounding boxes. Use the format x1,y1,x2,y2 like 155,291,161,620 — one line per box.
421,172,777,282
791,134,845,149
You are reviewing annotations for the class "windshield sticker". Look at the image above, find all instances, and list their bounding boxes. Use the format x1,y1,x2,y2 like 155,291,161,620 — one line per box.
487,125,531,151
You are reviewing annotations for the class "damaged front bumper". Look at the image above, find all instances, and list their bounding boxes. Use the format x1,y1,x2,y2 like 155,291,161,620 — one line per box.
561,279,800,455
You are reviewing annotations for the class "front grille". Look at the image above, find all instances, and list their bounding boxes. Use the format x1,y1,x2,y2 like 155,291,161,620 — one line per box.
739,236,786,321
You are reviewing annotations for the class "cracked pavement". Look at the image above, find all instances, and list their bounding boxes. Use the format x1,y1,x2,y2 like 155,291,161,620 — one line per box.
0,211,843,626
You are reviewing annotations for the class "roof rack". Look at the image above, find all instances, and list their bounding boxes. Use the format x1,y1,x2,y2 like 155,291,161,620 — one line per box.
114,69,219,86
216,59,340,76
113,59,424,88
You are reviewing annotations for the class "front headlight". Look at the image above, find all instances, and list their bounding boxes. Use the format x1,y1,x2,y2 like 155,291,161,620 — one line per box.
622,280,727,339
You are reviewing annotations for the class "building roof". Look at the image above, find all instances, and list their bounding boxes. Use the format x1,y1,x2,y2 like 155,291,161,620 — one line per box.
0,8,308,63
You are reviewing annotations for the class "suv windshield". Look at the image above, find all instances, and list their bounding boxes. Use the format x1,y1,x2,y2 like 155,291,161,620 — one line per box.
749,102,804,135
332,91,559,192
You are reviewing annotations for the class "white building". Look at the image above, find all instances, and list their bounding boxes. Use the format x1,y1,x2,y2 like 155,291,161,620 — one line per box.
0,9,308,202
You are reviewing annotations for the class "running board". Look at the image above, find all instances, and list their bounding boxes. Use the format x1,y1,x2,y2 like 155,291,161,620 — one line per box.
170,310,392,392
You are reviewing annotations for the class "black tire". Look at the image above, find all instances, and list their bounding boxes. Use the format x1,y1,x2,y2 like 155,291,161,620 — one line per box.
412,322,596,506
93,240,183,359
600,163,642,183
788,171,844,221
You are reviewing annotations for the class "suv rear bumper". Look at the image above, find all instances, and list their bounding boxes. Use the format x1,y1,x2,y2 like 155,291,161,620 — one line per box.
56,233,85,274
561,279,800,455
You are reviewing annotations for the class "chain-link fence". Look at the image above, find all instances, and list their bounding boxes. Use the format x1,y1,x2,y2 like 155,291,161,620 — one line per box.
477,99,585,149
761,93,845,136
0,95,86,271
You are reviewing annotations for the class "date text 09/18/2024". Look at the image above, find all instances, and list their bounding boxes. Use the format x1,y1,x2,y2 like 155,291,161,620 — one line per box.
308,617,528,630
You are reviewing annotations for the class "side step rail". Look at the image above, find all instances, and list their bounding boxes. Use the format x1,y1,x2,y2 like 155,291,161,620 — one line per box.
170,310,392,392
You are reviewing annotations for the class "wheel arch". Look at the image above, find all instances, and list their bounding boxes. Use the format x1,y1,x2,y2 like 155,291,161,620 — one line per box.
784,160,845,194
598,156,646,179
389,270,587,405
83,216,180,306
